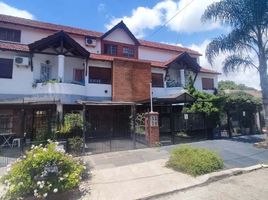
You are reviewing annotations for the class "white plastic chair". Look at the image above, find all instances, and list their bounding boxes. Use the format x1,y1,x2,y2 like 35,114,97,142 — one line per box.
12,138,21,148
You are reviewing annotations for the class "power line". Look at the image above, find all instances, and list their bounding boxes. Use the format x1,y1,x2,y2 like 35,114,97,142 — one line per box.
147,0,195,38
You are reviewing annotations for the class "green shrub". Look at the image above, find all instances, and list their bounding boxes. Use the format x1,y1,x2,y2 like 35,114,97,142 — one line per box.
167,145,224,176
1,141,86,199
68,137,83,155
57,113,83,136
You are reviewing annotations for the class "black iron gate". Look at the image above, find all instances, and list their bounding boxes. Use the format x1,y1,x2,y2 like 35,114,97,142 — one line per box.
159,112,207,145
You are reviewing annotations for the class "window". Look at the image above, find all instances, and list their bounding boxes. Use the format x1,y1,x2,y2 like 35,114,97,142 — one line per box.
73,69,84,84
0,27,21,42
122,47,134,58
0,58,13,79
40,64,50,81
104,44,117,55
152,73,164,87
202,78,214,90
88,67,111,84
0,115,13,133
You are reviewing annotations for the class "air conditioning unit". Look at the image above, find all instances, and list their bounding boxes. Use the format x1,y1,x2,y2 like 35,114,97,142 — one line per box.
85,36,96,47
14,56,29,67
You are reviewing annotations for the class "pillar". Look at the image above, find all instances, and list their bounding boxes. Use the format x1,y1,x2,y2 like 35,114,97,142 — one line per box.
145,112,159,147
180,69,185,87
56,103,63,123
58,55,65,82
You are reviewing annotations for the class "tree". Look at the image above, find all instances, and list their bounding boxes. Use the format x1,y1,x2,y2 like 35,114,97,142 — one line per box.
202,0,268,123
218,80,257,91
185,76,223,128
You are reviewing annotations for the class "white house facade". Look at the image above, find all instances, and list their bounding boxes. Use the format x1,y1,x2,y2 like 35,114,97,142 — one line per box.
0,14,220,143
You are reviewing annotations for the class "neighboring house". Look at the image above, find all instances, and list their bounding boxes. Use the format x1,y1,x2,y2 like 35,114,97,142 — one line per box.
0,15,220,141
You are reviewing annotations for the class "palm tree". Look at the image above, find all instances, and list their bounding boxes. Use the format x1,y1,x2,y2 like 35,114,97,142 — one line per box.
202,0,268,133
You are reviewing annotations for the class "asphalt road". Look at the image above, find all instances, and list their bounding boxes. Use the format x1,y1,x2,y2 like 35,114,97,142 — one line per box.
163,134,268,169
153,168,268,200
88,134,268,170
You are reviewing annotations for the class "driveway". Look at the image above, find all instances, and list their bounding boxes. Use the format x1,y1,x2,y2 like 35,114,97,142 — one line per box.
88,134,268,170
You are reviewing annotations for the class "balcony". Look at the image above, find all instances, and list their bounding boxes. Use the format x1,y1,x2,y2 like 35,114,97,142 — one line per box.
33,82,86,96
152,86,184,98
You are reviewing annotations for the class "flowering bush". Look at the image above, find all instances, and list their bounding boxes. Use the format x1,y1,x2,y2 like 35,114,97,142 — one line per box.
1,141,86,199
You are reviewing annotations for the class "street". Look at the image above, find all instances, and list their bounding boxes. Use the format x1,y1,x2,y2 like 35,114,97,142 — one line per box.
154,168,268,200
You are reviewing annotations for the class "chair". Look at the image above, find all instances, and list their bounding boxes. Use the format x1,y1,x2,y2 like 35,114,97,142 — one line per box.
12,138,21,148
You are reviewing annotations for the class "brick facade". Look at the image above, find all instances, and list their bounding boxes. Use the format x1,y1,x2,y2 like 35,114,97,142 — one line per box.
112,58,151,102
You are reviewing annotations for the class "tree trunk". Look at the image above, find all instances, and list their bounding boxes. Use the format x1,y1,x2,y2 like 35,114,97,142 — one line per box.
258,50,268,142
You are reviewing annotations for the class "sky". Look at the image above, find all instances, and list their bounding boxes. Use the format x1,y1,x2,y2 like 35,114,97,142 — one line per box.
0,0,261,89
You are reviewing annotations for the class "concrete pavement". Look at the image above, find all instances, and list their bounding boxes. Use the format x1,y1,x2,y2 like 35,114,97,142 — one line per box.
84,135,268,200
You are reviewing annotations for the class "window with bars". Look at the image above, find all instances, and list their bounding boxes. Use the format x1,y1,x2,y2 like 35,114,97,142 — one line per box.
152,73,164,87
202,78,214,90
122,47,134,58
88,67,111,84
40,64,51,81
104,44,117,55
0,58,13,79
0,115,13,133
0,27,21,42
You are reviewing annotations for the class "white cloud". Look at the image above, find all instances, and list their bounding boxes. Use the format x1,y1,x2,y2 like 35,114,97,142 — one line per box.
105,0,223,38
98,3,106,13
0,1,34,19
188,40,261,90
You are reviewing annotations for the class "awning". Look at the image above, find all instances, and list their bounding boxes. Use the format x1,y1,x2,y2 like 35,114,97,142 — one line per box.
165,52,201,72
29,31,90,58
0,97,60,105
77,100,141,106
153,91,196,104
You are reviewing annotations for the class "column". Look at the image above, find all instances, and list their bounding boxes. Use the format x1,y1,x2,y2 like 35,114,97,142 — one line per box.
145,112,160,147
180,69,185,87
56,103,63,123
58,55,65,82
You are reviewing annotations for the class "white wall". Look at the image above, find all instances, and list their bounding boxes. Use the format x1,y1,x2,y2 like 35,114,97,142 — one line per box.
64,57,84,83
103,28,135,45
139,46,178,62
194,72,218,93
0,51,33,95
33,54,58,81
0,22,102,54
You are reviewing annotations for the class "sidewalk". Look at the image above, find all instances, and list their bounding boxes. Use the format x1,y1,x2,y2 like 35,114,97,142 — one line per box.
86,158,197,200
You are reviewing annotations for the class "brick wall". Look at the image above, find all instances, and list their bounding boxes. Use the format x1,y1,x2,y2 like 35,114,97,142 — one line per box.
112,59,151,102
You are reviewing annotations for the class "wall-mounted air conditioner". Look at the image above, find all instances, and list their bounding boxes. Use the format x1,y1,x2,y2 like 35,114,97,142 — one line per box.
14,56,29,67
85,36,96,47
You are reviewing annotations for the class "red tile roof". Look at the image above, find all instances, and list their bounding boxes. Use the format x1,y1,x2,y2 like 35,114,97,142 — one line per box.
0,42,29,52
200,67,221,75
139,40,201,56
0,14,201,55
90,53,151,64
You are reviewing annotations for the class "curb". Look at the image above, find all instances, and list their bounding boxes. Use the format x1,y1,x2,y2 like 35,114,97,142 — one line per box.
138,164,268,200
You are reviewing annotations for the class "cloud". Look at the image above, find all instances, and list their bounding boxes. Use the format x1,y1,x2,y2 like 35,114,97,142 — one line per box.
105,0,223,38
188,40,260,90
97,3,106,13
0,1,34,19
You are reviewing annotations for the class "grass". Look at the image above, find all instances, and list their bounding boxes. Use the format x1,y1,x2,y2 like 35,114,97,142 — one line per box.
167,145,224,176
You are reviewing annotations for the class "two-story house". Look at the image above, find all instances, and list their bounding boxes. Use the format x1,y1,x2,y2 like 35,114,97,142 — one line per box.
0,14,220,143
